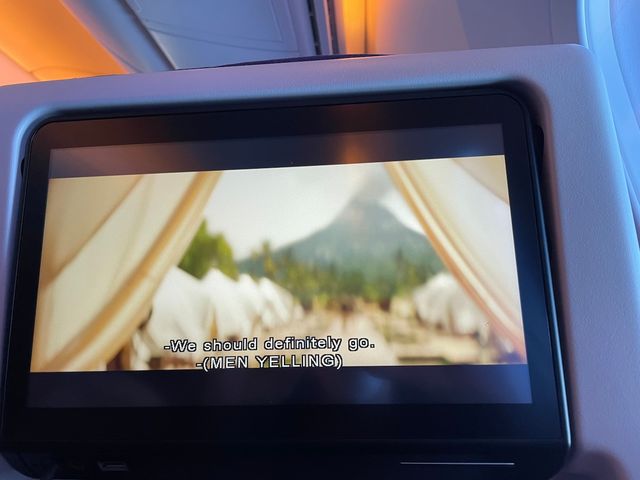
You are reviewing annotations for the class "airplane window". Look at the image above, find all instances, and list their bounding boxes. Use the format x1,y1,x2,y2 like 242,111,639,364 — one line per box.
584,0,640,238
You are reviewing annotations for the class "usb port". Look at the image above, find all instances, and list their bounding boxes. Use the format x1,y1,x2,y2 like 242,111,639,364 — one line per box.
97,460,128,472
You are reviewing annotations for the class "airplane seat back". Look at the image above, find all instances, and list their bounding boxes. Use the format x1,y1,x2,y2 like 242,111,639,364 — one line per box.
0,45,638,479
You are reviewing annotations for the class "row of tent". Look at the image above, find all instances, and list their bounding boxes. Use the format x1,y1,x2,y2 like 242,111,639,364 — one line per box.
130,267,304,369
128,267,517,369
412,272,516,358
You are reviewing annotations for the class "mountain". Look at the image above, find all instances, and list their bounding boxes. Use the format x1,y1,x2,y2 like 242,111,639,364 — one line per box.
239,196,443,281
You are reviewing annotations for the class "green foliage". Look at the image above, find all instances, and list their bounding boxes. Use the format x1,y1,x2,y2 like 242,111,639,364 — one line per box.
240,245,432,310
260,241,277,280
178,221,238,279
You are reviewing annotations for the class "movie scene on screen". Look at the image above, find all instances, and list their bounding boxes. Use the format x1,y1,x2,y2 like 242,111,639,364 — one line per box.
31,154,526,372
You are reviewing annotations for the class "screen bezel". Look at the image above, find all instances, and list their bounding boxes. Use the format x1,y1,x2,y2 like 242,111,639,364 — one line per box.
1,90,567,447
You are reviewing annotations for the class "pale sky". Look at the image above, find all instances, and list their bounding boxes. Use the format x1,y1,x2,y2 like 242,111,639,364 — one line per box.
203,161,426,259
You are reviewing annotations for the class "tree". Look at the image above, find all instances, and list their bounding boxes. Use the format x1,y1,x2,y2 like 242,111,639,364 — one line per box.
178,221,238,279
260,241,276,280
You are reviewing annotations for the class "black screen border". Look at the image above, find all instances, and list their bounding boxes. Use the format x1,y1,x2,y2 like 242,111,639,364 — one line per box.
1,89,568,449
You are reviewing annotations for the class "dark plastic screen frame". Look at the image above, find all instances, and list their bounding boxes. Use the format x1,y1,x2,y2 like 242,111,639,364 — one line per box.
0,89,568,453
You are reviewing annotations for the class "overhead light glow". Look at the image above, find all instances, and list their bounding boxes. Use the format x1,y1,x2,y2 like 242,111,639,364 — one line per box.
0,0,125,84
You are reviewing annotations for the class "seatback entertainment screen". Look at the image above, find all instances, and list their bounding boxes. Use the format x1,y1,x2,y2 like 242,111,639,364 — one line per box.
0,61,569,480
26,122,532,408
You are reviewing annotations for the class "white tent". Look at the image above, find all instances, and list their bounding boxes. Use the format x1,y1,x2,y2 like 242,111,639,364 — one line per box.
413,272,489,344
130,266,215,369
235,273,266,325
201,269,254,340
209,273,304,331
257,277,303,328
